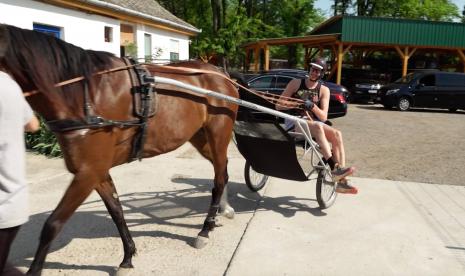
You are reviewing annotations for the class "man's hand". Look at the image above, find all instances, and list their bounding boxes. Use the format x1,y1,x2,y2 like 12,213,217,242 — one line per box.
303,99,314,111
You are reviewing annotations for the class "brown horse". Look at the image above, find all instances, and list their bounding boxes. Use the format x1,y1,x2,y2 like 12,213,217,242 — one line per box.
0,24,238,275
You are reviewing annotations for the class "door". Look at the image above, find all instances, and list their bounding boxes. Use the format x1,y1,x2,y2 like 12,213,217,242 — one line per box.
412,74,439,108
436,73,464,109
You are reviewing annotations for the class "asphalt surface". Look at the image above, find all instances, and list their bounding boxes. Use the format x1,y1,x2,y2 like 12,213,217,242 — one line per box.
8,140,465,275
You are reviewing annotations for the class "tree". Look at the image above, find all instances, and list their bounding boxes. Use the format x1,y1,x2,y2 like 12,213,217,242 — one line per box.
157,0,324,69
333,0,460,21
333,0,352,15
463,4,465,22
276,0,323,67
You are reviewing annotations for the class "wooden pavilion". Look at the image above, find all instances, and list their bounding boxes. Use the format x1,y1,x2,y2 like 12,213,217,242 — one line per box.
242,16,465,84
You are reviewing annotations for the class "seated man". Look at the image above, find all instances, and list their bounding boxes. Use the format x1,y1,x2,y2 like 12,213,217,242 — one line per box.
276,58,357,194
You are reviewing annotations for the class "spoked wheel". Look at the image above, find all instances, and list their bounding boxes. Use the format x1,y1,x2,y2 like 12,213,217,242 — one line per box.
316,169,337,209
244,161,269,192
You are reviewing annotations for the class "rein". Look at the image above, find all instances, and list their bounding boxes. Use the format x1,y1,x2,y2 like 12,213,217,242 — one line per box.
23,64,138,97
148,64,306,110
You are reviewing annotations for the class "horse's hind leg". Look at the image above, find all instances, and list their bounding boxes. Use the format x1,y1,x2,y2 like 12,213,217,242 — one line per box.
189,128,234,249
28,173,96,275
95,175,136,269
190,130,235,218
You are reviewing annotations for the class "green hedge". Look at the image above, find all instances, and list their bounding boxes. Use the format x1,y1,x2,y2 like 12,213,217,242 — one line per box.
25,117,62,157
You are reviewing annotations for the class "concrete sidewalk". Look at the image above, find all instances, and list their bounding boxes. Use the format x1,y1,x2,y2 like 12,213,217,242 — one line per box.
9,145,465,275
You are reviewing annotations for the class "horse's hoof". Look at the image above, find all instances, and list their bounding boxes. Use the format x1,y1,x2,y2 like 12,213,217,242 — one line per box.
194,235,209,249
220,206,235,219
115,267,134,276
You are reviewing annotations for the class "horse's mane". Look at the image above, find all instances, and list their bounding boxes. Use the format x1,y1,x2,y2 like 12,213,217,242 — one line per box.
0,24,115,94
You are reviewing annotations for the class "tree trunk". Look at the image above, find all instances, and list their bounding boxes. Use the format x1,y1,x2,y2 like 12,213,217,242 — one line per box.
288,45,297,68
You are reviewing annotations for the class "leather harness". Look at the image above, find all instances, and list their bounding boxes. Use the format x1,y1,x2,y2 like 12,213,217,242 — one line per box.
39,58,157,161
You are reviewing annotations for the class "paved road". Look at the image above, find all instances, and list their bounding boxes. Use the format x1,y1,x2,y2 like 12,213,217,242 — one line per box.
8,142,465,275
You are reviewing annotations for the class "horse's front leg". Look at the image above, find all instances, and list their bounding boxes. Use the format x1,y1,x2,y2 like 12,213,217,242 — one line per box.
95,175,136,269
27,172,97,276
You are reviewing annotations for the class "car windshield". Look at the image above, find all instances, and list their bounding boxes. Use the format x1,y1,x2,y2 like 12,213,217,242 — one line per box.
394,73,418,84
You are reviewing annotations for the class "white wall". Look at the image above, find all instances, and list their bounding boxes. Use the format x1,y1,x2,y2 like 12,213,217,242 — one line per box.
136,24,190,62
0,0,192,59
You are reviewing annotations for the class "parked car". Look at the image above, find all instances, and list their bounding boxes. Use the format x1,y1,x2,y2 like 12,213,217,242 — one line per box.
340,68,391,103
376,71,465,111
238,70,348,119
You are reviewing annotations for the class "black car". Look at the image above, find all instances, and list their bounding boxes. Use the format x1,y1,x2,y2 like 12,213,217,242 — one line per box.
341,68,391,103
239,71,348,119
377,71,465,112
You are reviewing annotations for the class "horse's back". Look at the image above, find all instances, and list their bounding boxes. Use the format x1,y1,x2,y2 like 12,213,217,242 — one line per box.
140,61,238,156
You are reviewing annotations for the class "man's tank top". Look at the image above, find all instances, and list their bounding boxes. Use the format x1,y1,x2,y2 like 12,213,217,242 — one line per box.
294,79,322,121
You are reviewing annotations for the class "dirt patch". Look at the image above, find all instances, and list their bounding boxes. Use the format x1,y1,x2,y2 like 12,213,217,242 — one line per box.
333,104,465,185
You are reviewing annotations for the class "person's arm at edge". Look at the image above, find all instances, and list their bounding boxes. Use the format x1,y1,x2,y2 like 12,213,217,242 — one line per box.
24,115,39,133
276,79,300,110
309,84,330,122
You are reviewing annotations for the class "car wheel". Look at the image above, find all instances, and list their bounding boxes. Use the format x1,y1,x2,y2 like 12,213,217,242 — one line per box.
397,97,411,111
449,108,457,113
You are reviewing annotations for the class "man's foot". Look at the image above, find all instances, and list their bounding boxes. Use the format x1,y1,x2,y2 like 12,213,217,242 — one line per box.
331,165,355,182
336,179,358,194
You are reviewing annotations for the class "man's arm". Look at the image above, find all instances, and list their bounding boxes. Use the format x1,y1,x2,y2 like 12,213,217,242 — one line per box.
276,79,300,110
309,84,330,122
24,115,39,133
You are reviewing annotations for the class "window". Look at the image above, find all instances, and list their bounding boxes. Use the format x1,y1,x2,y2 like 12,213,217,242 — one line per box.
170,52,179,61
144,33,152,62
276,77,293,89
104,26,113,42
249,76,275,89
33,23,61,38
170,39,179,61
419,74,435,86
437,74,465,87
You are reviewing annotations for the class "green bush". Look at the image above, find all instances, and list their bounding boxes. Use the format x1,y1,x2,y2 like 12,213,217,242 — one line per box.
25,117,62,157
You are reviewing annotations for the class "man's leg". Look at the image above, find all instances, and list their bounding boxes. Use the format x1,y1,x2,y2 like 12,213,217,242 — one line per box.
0,226,21,273
321,125,357,194
308,121,332,159
322,124,345,167
309,122,354,182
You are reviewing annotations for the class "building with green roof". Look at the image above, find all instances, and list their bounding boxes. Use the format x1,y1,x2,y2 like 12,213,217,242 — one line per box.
243,15,465,84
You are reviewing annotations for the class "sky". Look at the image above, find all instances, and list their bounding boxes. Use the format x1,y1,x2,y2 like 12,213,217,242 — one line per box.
314,0,465,18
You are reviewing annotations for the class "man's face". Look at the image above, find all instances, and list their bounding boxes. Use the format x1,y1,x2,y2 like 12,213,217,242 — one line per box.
309,66,322,81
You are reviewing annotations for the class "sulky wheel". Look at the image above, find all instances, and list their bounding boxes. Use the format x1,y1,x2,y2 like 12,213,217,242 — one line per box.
316,169,337,209
244,161,269,192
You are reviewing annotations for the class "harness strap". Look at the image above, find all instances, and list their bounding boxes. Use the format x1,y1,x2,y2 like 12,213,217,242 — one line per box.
23,64,138,97
145,64,305,110
125,58,158,161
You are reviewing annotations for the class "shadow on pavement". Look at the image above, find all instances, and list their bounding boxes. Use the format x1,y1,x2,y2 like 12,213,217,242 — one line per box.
10,177,325,273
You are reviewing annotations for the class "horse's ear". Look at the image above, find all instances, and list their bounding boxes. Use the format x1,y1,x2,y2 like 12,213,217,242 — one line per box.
0,24,9,58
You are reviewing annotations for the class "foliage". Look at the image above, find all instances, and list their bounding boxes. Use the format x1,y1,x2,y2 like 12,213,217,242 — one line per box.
157,0,325,70
123,41,138,58
156,0,462,71
25,117,62,157
333,0,460,21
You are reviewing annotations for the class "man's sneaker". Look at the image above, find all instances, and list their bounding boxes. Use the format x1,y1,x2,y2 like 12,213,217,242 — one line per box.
336,179,358,194
331,165,355,182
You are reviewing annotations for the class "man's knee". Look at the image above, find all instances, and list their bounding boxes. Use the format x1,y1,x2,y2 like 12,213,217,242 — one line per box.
335,129,342,141
311,123,324,132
